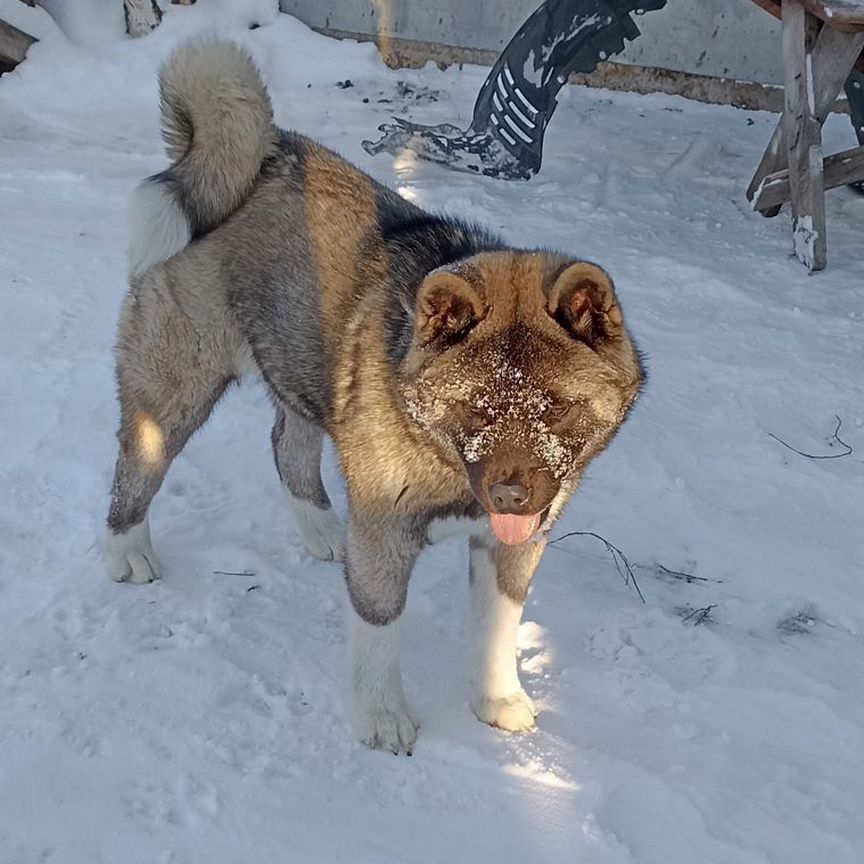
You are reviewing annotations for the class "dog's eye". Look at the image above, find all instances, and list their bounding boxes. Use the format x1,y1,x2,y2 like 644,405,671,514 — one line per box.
543,402,571,423
462,404,488,430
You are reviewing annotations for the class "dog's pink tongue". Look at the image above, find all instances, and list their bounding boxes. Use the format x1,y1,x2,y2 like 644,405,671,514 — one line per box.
489,512,542,545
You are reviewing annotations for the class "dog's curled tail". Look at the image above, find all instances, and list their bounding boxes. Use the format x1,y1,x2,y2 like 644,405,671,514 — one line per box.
128,39,277,278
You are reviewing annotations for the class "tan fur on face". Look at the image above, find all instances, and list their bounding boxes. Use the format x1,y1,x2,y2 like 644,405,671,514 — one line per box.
330,289,468,514
331,249,642,517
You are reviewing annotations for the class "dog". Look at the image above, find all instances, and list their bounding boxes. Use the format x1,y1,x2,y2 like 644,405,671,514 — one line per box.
104,38,644,752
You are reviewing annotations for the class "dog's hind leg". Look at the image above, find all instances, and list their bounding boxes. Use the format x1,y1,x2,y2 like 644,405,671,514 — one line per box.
271,405,345,562
106,377,231,583
105,285,235,583
468,534,546,732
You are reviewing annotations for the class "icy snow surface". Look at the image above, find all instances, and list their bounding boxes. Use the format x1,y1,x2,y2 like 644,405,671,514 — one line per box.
1,2,863,862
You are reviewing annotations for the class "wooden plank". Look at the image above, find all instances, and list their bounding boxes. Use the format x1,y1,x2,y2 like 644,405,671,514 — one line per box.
783,1,827,270
752,144,864,208
752,0,782,20
746,128,785,213
746,26,864,203
811,29,864,107
803,0,864,31
0,19,36,71
750,0,864,69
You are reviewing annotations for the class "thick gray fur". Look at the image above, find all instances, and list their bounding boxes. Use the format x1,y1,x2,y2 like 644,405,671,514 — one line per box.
105,39,643,750
271,405,331,509
107,40,503,569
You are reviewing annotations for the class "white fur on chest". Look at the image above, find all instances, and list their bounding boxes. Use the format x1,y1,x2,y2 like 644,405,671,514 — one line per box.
426,514,491,546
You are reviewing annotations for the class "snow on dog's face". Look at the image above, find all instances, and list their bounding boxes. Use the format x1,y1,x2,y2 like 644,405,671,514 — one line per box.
401,252,643,544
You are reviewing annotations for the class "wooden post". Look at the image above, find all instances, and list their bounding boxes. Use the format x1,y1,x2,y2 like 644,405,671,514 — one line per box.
746,25,864,207
782,1,827,270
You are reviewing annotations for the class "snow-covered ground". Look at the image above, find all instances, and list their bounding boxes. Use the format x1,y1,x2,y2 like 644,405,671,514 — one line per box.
1,1,863,861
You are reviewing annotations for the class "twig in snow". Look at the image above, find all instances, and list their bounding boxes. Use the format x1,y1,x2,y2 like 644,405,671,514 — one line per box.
768,415,852,460
550,530,645,604
213,569,256,577
680,604,716,625
656,564,720,584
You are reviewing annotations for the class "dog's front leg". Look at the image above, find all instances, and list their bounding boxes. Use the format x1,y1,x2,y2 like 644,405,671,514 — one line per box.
468,534,546,732
344,511,425,753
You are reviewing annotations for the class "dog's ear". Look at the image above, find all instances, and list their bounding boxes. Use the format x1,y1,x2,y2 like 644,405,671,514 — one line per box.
548,262,623,345
415,271,485,346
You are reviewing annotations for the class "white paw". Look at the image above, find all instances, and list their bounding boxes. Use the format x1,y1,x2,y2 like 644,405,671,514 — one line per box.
354,704,418,754
104,520,161,584
473,689,537,733
290,499,346,562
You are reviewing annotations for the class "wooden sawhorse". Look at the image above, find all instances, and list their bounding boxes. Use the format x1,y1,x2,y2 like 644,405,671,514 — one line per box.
747,0,864,270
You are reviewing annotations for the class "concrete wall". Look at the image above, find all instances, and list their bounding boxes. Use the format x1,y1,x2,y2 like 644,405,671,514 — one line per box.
279,0,783,87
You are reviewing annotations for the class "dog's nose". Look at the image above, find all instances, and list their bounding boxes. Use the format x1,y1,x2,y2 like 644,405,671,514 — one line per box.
489,481,530,513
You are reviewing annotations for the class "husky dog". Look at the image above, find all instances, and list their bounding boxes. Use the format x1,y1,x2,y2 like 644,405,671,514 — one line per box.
105,39,643,752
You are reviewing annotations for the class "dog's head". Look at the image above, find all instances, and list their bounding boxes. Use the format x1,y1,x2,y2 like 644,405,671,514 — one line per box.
401,251,643,544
